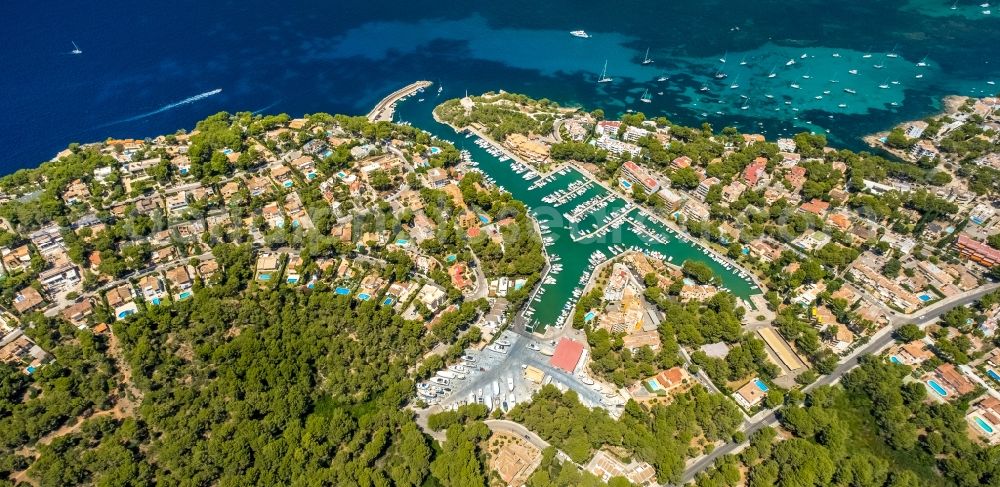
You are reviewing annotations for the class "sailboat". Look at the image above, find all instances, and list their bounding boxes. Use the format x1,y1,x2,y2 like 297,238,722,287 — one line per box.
790,82,801,89
802,71,812,79
739,55,748,66
767,65,777,78
951,0,959,9
849,68,859,75
642,48,653,65
70,41,82,55
878,79,890,89
886,45,899,58
740,97,750,110
729,75,740,89
862,48,873,58
786,58,796,66
916,56,929,67
657,76,668,82
640,89,652,103
719,51,728,63
597,60,613,83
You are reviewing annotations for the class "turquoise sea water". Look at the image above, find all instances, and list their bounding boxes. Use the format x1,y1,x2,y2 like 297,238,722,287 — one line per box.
2,1,998,171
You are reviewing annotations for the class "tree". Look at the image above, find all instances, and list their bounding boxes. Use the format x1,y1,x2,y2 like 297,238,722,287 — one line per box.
893,323,925,343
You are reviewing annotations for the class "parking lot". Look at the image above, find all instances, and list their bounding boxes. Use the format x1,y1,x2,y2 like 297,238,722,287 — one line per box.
419,329,624,415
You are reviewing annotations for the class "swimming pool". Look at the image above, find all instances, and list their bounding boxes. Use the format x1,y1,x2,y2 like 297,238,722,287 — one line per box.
987,369,1000,382
429,146,442,155
287,277,299,284
646,379,663,391
927,379,948,397
259,273,271,281
584,311,596,322
754,378,769,392
446,254,457,262
222,148,233,155
918,294,932,302
357,293,371,301
619,179,633,190
283,180,293,188
478,214,490,224
396,239,409,245
974,417,995,434
178,291,192,300
889,355,901,364
335,287,351,295
151,297,162,306
118,310,134,319
383,297,395,306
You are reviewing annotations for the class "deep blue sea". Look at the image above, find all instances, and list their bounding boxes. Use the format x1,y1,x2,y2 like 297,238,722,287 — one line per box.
2,0,998,173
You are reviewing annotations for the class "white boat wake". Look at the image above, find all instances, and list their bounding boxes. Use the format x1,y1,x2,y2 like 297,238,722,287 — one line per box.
99,88,222,127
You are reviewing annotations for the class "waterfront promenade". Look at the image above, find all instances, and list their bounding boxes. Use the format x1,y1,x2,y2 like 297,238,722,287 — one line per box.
368,80,433,122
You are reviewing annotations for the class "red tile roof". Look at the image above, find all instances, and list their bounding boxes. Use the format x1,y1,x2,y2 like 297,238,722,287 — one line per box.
550,338,584,373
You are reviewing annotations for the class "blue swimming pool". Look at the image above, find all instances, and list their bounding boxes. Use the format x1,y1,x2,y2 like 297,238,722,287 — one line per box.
584,311,596,322
307,172,317,179
619,179,633,189
259,273,271,281
478,214,490,224
646,379,662,391
222,148,233,155
178,291,192,300
117,310,133,319
287,277,299,284
383,297,395,306
918,294,932,302
987,369,1000,381
974,417,995,434
335,287,350,295
446,254,457,262
429,146,442,155
357,293,371,301
754,378,769,392
397,239,409,245
889,355,901,364
283,180,293,188
151,297,162,305
927,379,948,397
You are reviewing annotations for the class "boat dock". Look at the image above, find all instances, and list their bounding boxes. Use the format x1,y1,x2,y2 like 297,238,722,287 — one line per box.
368,80,433,122
571,205,635,242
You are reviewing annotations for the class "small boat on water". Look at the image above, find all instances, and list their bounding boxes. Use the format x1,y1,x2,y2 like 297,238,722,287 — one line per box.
70,41,82,55
640,89,652,103
849,69,859,75
767,65,777,78
790,83,801,89
786,58,796,66
597,60,613,83
642,47,654,65
657,76,668,81
844,88,857,94
570,30,590,38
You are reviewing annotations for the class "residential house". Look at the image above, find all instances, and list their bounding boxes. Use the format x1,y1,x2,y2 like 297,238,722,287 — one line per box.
12,287,44,314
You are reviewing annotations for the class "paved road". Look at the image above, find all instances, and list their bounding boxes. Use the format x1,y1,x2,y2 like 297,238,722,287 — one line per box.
677,283,999,485
485,419,551,450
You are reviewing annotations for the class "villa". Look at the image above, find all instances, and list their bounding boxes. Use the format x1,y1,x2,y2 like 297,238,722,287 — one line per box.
733,377,769,409
138,275,167,305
